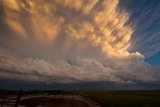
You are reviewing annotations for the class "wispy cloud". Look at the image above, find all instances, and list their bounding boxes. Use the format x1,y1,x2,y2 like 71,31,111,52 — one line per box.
123,0,160,57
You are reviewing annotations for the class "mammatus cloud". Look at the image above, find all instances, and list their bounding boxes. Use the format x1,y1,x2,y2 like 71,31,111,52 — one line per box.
0,0,158,84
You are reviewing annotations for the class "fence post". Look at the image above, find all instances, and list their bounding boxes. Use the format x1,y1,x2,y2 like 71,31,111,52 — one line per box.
15,90,22,107
1,91,7,107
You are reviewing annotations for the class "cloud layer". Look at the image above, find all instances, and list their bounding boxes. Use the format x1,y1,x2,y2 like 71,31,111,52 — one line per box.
0,0,159,84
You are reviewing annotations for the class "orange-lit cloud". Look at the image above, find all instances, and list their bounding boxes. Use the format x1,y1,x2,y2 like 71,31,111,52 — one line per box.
1,0,137,57
0,0,158,84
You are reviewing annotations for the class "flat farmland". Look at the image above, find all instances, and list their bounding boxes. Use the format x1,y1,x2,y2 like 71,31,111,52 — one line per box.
0,90,160,107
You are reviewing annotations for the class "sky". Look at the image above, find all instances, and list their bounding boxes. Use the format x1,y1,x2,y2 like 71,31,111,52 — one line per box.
0,0,160,90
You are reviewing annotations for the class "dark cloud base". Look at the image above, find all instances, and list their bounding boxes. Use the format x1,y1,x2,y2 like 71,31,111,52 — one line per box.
0,79,160,90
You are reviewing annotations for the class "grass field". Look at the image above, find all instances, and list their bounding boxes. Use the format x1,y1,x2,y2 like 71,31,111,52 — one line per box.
79,90,160,107
0,90,160,107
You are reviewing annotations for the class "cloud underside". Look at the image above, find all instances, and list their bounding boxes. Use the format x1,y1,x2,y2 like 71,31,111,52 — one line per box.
0,0,158,84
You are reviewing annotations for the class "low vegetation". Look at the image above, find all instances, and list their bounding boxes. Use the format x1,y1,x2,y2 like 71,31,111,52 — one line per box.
79,90,160,107
0,89,160,107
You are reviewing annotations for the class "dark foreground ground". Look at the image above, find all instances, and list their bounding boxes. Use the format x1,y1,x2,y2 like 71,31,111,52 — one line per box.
0,90,160,107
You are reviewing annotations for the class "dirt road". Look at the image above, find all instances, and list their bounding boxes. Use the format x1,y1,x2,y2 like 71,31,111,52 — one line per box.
18,94,100,107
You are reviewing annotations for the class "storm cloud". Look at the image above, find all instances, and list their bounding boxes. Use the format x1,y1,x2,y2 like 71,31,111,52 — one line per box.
0,0,159,84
